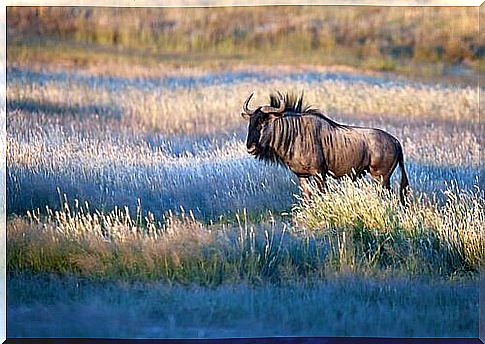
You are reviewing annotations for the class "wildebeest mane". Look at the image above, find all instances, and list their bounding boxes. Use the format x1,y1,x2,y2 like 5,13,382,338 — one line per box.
269,91,347,129
269,91,311,114
254,144,285,166
254,91,350,166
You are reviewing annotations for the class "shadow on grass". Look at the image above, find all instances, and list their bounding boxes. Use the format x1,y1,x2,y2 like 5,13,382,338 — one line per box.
6,157,481,221
7,98,123,119
7,272,479,338
7,65,403,93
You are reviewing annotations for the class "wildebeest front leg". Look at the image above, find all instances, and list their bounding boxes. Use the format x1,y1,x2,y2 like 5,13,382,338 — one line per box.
299,177,311,200
314,174,327,193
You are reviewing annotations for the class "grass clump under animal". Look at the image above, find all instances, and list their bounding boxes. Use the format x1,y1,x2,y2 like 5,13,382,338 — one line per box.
293,178,484,275
8,178,483,284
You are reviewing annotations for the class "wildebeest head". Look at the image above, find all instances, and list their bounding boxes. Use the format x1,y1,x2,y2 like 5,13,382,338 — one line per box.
241,92,285,155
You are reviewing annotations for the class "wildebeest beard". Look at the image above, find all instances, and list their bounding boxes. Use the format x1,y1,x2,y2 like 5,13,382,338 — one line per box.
254,129,285,165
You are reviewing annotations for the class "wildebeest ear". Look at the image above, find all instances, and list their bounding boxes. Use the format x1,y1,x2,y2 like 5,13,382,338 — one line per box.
241,112,251,120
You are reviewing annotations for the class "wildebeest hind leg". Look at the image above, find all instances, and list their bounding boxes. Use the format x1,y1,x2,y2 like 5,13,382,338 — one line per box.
371,160,398,192
370,168,388,190
381,166,398,192
381,175,391,190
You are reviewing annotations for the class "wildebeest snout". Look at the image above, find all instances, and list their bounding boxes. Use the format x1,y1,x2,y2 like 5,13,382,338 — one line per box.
247,143,257,154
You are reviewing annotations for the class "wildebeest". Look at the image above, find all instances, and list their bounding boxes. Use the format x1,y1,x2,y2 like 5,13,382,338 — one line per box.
241,92,409,204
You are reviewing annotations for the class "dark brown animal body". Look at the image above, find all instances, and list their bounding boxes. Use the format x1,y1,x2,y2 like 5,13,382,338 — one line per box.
241,92,409,204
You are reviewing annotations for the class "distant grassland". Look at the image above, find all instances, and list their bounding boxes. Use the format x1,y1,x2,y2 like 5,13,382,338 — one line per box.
7,6,483,76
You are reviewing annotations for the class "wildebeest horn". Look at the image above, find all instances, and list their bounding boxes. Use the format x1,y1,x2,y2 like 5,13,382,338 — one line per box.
261,96,285,114
242,92,256,116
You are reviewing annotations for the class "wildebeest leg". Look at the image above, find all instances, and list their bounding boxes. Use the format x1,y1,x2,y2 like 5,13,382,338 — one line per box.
381,175,391,190
369,173,389,200
369,167,388,195
369,169,383,184
299,177,311,200
371,159,398,192
315,174,327,193
353,167,368,181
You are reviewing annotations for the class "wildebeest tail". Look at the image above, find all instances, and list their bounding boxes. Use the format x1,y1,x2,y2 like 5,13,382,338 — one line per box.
396,142,409,205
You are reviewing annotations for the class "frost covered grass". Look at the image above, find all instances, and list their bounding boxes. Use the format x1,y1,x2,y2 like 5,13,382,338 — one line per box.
7,67,479,135
6,65,484,280
7,121,295,218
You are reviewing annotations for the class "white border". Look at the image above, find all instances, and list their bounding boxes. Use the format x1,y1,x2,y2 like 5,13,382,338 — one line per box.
4,0,484,6
2,2,483,343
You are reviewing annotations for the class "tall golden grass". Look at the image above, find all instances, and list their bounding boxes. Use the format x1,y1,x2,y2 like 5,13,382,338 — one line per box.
7,177,484,283
292,178,484,274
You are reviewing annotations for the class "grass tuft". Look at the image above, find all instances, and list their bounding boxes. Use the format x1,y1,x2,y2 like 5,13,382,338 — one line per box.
292,178,484,275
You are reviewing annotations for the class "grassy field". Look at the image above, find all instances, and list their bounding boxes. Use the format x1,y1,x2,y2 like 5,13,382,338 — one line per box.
6,6,484,338
7,65,481,218
8,273,479,338
7,178,483,282
7,7,483,80
7,60,483,337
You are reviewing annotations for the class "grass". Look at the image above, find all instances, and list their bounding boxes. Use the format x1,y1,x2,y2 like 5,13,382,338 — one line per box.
5,18,483,335
7,273,479,338
6,66,481,219
7,63,482,282
7,177,484,283
6,63,483,281
7,7,482,76
293,178,484,275
9,39,481,86
6,66,479,135
8,208,310,284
